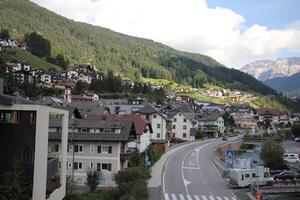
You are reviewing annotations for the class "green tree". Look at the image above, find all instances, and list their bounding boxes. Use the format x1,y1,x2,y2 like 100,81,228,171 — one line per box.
0,29,10,40
222,112,235,127
196,129,205,139
291,124,300,137
0,159,31,200
73,80,89,94
86,170,100,192
24,32,51,58
193,71,208,87
56,54,69,70
260,140,285,169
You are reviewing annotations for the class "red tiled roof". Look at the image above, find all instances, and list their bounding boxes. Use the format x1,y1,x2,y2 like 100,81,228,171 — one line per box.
87,114,150,135
256,108,280,116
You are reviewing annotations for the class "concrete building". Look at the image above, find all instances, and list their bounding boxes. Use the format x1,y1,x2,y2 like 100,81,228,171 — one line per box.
0,94,68,200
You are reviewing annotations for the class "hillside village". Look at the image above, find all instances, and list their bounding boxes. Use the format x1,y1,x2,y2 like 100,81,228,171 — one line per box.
1,1,300,199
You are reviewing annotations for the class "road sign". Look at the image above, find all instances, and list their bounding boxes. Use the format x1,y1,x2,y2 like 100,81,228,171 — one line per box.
225,148,234,168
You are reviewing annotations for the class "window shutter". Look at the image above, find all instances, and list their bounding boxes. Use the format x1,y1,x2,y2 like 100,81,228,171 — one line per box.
97,163,101,171
108,146,112,154
97,145,101,153
108,163,112,171
74,145,78,152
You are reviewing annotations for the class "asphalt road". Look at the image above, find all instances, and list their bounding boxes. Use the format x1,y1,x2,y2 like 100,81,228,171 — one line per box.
163,139,238,200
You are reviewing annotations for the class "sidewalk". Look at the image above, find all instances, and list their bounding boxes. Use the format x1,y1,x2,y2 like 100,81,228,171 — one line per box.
147,140,207,200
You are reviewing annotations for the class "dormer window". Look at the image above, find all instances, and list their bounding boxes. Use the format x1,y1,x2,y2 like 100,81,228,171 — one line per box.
114,129,121,134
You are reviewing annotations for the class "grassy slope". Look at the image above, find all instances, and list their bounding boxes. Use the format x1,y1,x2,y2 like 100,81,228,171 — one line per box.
0,48,61,71
0,0,277,96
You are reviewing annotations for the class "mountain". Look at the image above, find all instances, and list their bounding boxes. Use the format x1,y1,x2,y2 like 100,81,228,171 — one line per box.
264,72,300,98
0,0,276,95
240,57,300,81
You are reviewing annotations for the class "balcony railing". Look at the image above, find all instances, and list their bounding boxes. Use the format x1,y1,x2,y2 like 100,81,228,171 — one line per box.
120,151,134,161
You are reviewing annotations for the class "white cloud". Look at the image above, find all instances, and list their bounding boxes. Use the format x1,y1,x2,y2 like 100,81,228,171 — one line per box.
31,0,300,68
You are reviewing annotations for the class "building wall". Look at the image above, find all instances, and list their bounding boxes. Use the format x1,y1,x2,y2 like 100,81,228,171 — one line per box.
171,112,195,141
149,113,167,140
50,141,121,187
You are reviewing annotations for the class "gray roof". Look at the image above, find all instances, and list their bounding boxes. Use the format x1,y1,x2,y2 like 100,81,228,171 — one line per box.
136,104,158,115
198,112,223,121
0,94,35,105
69,101,105,115
49,119,136,141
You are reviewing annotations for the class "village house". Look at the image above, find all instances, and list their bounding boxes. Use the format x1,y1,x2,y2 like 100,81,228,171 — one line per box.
48,119,137,187
137,104,170,150
198,112,225,137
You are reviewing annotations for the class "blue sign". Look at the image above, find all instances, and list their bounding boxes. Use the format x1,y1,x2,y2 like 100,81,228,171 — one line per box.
225,148,234,168
147,160,152,167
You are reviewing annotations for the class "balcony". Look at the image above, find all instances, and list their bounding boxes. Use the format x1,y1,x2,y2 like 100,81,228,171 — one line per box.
120,151,134,161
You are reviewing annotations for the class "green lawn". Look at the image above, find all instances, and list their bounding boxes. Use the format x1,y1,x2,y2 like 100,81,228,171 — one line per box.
1,48,61,72
141,77,178,92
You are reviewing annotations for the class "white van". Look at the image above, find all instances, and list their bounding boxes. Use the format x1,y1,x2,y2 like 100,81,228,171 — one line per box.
283,153,300,163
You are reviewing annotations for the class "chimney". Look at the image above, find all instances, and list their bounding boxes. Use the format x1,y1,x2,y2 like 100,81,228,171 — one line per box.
0,78,3,94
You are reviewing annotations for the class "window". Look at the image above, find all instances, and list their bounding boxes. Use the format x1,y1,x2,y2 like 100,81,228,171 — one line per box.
0,111,20,123
30,112,35,123
157,123,161,128
179,113,182,116
183,133,187,138
97,163,101,171
183,125,187,130
67,162,72,169
97,145,112,154
183,118,187,123
153,114,157,118
74,145,84,153
173,118,177,122
75,178,83,185
242,174,244,181
172,125,176,129
90,145,94,153
252,173,256,178
114,129,121,133
74,162,83,170
102,163,112,171
245,173,250,178
68,145,72,152
90,162,94,170
54,144,60,152
104,129,111,133
157,133,160,138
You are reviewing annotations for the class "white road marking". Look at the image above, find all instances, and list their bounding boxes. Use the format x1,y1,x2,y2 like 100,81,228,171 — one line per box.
186,194,193,200
209,193,215,200
216,197,222,200
194,195,201,200
172,193,178,200
165,193,170,200
231,197,237,200
182,166,199,170
179,194,185,200
223,197,229,200
201,195,208,200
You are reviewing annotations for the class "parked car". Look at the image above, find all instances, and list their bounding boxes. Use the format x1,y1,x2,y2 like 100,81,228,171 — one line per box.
273,171,300,180
223,136,228,141
295,137,300,142
283,153,300,163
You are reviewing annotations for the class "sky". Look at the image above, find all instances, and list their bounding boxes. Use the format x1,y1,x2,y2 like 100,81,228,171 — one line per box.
31,0,300,68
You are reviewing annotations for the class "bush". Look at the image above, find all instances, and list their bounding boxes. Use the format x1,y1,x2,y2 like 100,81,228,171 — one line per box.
260,140,285,170
291,124,300,137
86,170,100,192
196,129,205,139
114,165,149,200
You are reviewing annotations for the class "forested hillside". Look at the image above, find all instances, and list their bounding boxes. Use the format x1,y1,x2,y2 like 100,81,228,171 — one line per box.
0,0,276,95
